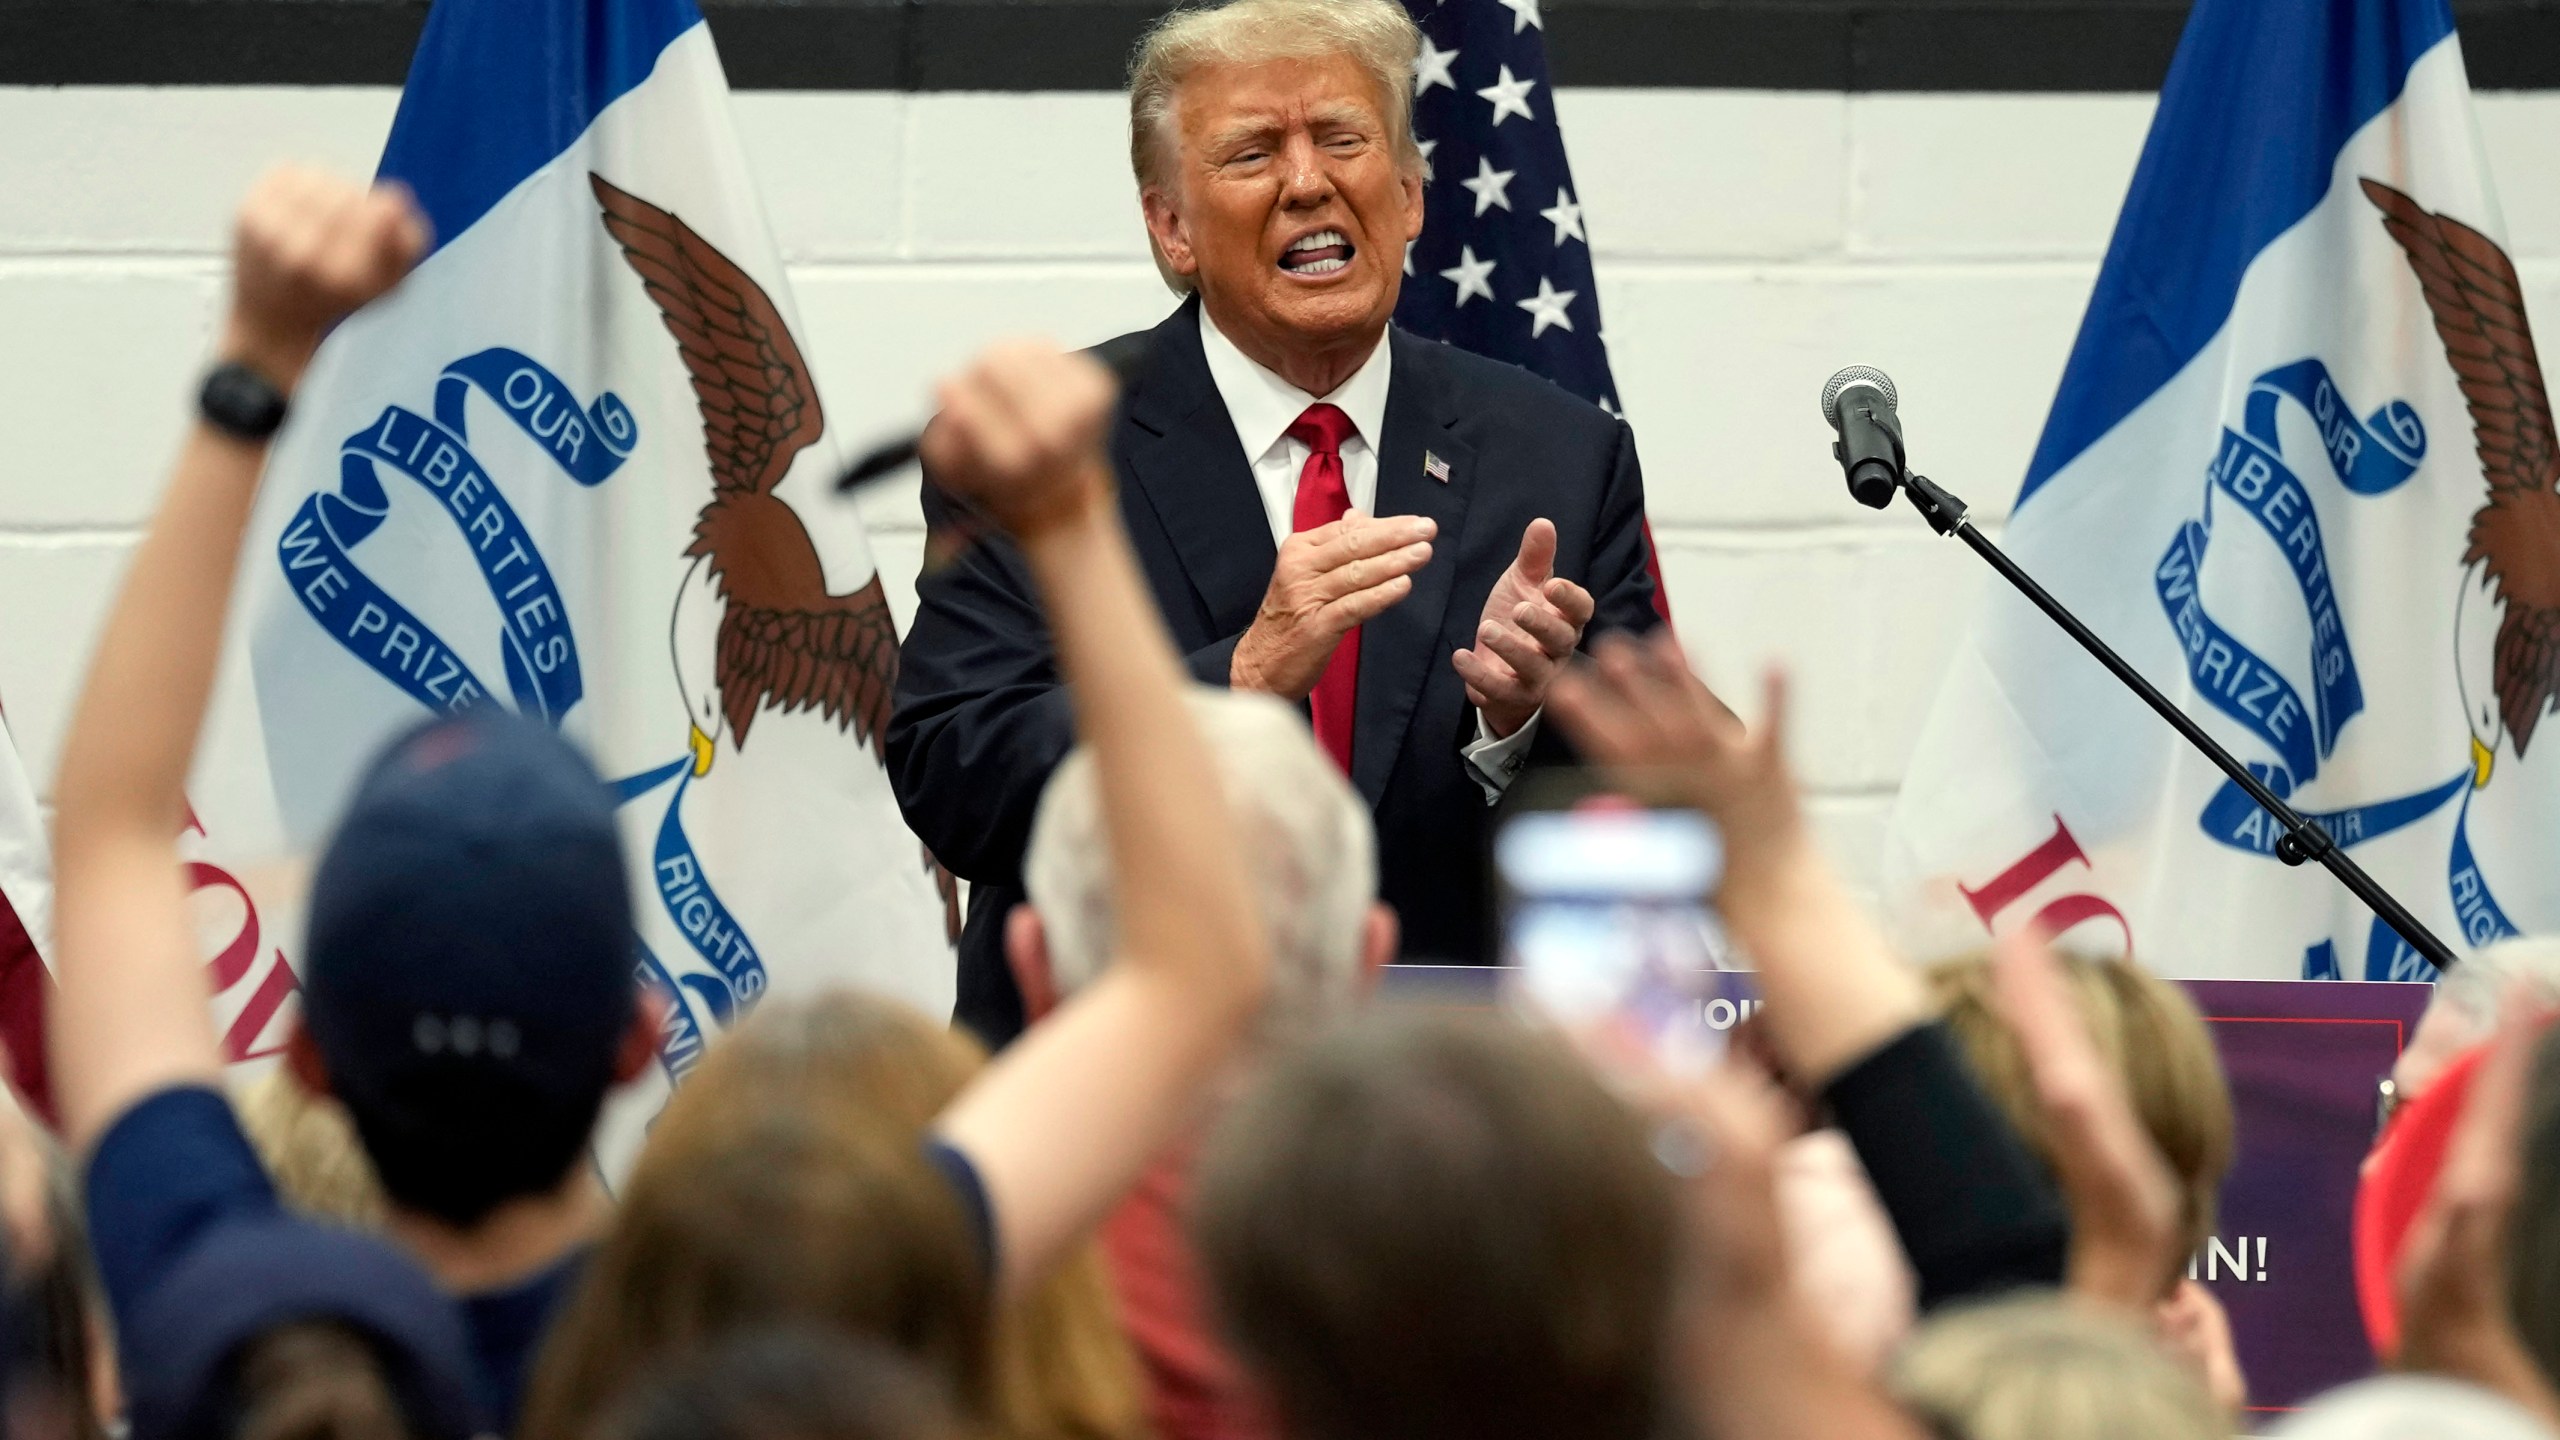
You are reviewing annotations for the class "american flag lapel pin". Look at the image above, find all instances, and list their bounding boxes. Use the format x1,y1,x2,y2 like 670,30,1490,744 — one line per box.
1424,450,1451,484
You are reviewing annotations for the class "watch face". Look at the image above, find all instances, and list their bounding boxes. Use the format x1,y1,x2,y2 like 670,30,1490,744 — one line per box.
203,362,288,439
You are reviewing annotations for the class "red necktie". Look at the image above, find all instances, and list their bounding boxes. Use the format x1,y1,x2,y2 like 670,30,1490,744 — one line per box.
1288,402,1360,773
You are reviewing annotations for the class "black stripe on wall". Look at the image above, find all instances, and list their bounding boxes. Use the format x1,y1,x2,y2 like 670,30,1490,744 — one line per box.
2,0,2556,90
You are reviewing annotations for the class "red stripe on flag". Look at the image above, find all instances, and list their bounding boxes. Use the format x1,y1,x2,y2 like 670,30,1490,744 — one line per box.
0,892,52,1127
1639,516,1673,629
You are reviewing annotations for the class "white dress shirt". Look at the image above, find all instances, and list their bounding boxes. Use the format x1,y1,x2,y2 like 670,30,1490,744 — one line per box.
1197,307,1537,799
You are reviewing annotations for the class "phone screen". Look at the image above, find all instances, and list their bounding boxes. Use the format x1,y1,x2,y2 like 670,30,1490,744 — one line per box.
1495,802,1732,1065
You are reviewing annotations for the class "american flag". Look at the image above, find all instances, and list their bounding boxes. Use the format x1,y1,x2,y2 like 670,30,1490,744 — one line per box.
1394,0,1671,621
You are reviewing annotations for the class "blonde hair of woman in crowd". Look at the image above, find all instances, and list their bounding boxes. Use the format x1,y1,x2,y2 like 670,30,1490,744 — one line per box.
235,1070,389,1230
1890,1294,2225,1440
1925,949,2242,1407
522,993,1149,1440
1927,949,2235,1281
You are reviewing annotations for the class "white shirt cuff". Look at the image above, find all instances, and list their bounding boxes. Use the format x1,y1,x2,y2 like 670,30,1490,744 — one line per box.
1463,709,1540,803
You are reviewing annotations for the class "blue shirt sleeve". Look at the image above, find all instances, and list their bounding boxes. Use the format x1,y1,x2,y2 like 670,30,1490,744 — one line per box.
84,1085,281,1326
921,1136,999,1292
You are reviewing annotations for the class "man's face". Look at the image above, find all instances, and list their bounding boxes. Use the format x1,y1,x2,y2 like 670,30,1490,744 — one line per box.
1147,53,1425,364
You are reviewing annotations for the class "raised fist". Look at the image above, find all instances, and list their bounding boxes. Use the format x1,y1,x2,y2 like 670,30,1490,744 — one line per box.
919,341,1120,539
223,166,431,386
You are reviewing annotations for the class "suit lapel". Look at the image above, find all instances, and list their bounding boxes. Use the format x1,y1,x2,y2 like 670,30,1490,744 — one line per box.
1120,297,1278,638
1354,328,1475,805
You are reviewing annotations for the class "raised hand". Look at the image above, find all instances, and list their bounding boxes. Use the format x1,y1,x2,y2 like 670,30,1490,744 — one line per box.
918,341,1120,541
1453,519,1597,738
1550,629,1924,1089
1547,629,1785,873
1231,511,1436,700
1988,931,2184,1309
222,166,430,388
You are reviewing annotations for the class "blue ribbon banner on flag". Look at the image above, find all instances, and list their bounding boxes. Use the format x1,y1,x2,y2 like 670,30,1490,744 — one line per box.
2152,357,2514,978
277,346,772,1076
610,757,774,1064
278,348,634,722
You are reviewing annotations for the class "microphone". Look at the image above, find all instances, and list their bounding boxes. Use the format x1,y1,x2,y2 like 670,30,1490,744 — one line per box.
833,332,1157,496
1820,365,1906,509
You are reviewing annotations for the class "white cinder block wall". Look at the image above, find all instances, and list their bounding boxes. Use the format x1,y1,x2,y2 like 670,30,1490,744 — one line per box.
4,86,2558,904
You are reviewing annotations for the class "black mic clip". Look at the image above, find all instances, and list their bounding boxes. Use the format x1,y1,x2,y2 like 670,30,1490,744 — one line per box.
1902,473,1967,537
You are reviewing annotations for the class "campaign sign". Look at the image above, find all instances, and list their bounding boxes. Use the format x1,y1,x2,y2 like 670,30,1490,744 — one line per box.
1380,967,2426,1413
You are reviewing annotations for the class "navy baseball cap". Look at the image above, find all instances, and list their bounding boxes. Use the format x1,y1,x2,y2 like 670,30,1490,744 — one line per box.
302,711,636,1221
122,1213,484,1440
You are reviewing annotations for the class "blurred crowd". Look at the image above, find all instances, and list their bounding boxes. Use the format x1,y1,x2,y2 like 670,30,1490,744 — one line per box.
14,160,2560,1440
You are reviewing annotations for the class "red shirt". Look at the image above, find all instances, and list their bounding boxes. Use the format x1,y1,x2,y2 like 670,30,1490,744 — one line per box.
1098,1145,1274,1440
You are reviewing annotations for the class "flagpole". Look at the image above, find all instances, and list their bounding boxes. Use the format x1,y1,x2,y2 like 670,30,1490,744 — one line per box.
1893,471,2463,975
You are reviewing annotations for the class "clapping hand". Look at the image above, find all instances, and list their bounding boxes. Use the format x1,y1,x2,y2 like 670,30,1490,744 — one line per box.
1454,519,1597,738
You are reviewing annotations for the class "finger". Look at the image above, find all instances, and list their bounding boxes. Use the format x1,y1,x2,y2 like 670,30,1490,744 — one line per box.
958,357,1044,479
1284,510,1362,556
348,191,425,300
1755,668,1791,767
1324,573,1415,628
1514,518,1558,585
1477,620,1558,691
1992,930,2109,1107
1313,540,1434,601
1450,645,1524,703
988,343,1113,461
1547,662,1634,759
1320,513,1438,570
372,179,432,257
1512,601,1580,657
1544,576,1597,630
918,379,993,481
1993,930,2181,1305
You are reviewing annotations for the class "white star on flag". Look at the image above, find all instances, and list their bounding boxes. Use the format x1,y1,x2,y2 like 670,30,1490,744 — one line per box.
1417,136,1437,181
1540,187,1585,246
1517,275,1577,336
1498,0,1543,31
1476,65,1537,127
1413,36,1458,95
1440,245,1497,306
1459,155,1516,216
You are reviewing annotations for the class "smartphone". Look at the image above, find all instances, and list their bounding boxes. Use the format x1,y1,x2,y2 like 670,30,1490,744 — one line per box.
1495,789,1733,1067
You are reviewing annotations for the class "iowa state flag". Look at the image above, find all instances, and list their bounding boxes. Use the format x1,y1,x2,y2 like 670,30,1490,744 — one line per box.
201,0,955,1165
1887,0,2554,981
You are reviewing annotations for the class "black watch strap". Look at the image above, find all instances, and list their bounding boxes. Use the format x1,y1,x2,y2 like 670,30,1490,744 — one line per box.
198,361,291,442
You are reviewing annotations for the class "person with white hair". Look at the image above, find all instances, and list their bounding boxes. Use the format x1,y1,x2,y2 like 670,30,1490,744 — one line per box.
2386,937,2560,1119
890,0,1665,1047
1006,685,1395,1440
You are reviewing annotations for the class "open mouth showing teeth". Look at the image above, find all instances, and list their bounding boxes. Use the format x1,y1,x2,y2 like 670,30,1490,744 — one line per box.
1280,229,1355,275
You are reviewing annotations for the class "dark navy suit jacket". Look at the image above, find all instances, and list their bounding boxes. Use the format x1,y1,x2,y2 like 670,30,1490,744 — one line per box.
886,296,1662,1044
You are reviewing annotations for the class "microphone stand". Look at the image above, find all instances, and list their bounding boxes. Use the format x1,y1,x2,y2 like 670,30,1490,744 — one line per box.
1886,469,2461,974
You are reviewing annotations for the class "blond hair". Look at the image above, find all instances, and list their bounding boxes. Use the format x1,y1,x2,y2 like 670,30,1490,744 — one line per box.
1926,950,2234,1294
1027,688,1375,1050
1127,0,1424,290
522,994,1147,1440
1892,1295,2224,1440
235,1069,388,1230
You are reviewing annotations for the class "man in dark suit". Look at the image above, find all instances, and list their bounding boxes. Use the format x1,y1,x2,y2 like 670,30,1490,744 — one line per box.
887,0,1661,1044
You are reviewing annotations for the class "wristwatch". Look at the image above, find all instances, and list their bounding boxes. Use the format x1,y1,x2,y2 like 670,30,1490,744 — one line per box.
198,361,291,442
